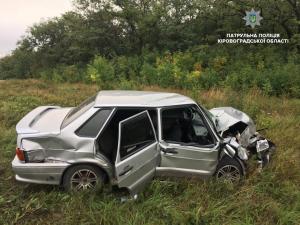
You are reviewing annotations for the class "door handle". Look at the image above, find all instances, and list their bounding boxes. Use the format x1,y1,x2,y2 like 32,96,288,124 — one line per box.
161,148,178,154
119,165,134,176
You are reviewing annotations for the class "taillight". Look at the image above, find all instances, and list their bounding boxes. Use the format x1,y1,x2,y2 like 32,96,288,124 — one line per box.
16,147,25,161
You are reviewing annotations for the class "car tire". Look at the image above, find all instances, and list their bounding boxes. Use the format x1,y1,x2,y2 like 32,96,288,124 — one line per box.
215,156,243,183
63,164,105,192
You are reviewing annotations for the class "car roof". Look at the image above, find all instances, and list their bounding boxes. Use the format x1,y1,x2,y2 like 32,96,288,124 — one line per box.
94,90,195,107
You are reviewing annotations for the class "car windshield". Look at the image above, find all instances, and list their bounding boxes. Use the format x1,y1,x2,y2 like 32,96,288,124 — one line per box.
197,104,219,134
61,95,96,129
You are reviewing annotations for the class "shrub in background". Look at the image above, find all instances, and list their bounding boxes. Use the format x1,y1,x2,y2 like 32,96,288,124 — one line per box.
199,69,222,89
140,63,158,85
174,51,195,72
155,54,176,88
267,63,300,97
117,78,141,90
8,45,299,98
39,64,85,83
87,56,115,88
113,56,142,81
61,65,85,82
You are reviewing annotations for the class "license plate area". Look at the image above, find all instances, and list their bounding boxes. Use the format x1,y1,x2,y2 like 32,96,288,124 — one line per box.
256,139,269,152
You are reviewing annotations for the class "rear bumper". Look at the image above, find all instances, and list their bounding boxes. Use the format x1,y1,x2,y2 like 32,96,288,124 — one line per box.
12,156,70,185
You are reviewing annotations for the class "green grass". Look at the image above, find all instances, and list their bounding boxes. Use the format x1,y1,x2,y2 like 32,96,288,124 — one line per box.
0,79,299,225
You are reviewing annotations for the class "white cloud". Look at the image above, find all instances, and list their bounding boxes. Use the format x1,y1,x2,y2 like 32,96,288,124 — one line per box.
0,0,73,56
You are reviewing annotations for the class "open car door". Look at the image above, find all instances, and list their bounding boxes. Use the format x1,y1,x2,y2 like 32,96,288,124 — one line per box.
115,111,159,195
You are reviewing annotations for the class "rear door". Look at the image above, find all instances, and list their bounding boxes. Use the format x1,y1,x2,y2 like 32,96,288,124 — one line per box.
115,111,159,194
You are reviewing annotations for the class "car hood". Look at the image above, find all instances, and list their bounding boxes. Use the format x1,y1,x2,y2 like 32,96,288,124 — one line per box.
209,107,256,135
16,106,72,134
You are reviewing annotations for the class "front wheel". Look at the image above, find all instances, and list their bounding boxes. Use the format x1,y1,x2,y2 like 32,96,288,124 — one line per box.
215,157,243,183
63,165,105,191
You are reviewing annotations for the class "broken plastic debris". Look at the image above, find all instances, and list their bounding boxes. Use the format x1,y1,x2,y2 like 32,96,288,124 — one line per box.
120,194,138,203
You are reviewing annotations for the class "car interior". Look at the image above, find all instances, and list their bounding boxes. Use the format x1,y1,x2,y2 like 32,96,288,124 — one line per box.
96,108,158,163
96,105,214,164
162,105,214,146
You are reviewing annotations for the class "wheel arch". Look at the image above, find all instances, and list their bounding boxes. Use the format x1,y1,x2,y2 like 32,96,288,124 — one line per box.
217,154,246,176
60,161,112,186
235,157,246,176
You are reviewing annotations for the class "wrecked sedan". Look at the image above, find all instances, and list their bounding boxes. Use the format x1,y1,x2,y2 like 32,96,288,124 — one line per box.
12,91,275,194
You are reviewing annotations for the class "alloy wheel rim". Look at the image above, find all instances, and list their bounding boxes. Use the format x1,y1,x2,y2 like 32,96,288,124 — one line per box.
217,165,241,183
71,169,98,190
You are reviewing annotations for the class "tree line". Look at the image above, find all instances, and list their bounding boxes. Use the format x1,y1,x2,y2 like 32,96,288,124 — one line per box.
0,0,299,97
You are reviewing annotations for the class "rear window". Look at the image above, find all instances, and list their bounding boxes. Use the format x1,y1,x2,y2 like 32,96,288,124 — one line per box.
76,109,112,137
61,95,96,129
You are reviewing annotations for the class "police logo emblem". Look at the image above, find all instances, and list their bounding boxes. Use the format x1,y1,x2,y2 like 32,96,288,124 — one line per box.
243,9,263,28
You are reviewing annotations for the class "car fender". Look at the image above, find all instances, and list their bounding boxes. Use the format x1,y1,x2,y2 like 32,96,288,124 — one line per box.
219,148,246,176
60,158,113,185
220,143,236,158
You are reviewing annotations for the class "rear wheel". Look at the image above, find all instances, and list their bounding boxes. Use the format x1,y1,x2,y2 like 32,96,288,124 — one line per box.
216,157,243,183
63,165,105,191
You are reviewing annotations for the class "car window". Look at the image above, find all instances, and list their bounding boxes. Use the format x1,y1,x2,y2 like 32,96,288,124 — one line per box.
97,108,158,163
62,95,96,128
76,109,112,137
197,104,220,136
120,112,156,160
162,105,214,146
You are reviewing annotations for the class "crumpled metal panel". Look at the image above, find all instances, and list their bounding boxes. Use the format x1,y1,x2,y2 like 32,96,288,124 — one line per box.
209,107,256,135
239,126,253,147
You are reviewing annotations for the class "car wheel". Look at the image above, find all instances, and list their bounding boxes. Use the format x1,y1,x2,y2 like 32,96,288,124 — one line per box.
216,157,243,183
63,165,105,191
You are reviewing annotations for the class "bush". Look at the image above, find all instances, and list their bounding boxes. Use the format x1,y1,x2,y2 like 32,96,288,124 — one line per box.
87,56,115,88
173,51,195,72
113,56,141,80
117,78,140,90
267,63,300,97
199,69,222,89
62,65,85,82
39,64,85,83
140,63,158,85
4,45,299,98
0,50,33,79
156,55,176,88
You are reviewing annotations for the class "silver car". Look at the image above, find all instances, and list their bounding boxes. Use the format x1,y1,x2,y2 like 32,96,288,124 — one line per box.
12,91,275,194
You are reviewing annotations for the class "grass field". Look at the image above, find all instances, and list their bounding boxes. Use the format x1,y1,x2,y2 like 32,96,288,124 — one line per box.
0,79,299,225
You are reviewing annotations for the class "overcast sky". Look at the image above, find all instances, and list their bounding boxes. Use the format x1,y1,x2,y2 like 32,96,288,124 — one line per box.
0,0,73,57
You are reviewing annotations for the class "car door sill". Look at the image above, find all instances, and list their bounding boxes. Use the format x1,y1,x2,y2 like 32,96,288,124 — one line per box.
156,167,213,176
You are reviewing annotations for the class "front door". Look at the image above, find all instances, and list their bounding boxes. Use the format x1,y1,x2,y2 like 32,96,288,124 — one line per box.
158,105,219,177
115,111,159,194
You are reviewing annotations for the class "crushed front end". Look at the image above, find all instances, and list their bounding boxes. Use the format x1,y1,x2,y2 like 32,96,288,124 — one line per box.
209,107,276,169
